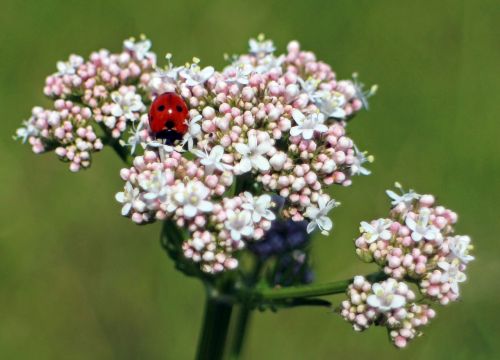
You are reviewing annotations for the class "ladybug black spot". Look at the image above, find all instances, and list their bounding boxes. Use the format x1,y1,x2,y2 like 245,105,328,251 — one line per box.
176,105,183,112
165,120,175,129
158,105,165,111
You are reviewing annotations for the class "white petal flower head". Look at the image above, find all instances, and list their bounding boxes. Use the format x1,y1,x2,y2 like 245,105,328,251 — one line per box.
386,183,421,208
111,90,145,121
360,218,393,244
305,196,340,235
314,90,346,119
351,145,372,176
123,36,153,61
242,192,276,222
15,120,39,143
56,55,83,76
182,115,202,150
121,119,146,154
438,260,467,294
298,77,320,101
192,145,232,175
180,60,214,86
254,54,284,74
234,133,273,174
156,53,184,83
290,110,328,140
115,181,145,216
248,35,276,56
225,63,253,85
138,169,170,209
173,181,213,218
448,235,475,264
367,279,407,312
405,208,439,242
224,210,254,241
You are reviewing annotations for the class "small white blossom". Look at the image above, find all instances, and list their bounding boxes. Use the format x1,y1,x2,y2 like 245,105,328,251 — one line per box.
290,110,328,140
234,133,272,173
448,235,474,264
224,210,254,241
405,208,439,242
110,91,144,121
314,90,346,119
182,115,202,150
172,181,213,218
254,54,284,74
192,145,232,175
56,55,83,76
352,72,378,110
180,60,214,86
123,36,153,60
225,63,252,85
438,260,467,294
249,35,275,56
156,53,183,83
115,181,145,215
138,169,170,209
305,196,340,235
351,145,372,176
120,119,146,154
360,218,393,243
15,120,39,143
367,279,407,312
297,77,320,101
242,192,276,222
386,183,420,207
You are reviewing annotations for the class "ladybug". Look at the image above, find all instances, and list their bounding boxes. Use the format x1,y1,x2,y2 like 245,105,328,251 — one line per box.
148,92,189,143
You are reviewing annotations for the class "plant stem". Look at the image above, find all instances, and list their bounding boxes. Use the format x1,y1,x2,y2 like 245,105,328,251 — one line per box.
196,294,233,360
257,271,387,301
229,306,251,360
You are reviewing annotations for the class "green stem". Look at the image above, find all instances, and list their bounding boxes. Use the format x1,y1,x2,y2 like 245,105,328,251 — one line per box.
257,271,387,301
196,293,233,360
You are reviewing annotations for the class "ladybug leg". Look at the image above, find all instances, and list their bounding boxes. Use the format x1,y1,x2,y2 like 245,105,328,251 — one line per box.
155,129,183,145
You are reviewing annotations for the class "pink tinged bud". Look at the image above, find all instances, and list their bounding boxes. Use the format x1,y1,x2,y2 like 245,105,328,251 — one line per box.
394,336,407,348
205,175,218,188
202,106,215,120
388,256,401,268
202,120,216,133
304,171,317,185
419,194,435,207
241,86,254,102
333,171,346,183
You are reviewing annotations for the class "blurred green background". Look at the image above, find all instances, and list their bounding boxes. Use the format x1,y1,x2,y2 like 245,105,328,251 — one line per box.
1,0,499,359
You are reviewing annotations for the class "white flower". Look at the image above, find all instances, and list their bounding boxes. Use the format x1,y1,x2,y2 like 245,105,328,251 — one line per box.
115,181,145,215
297,77,320,101
249,35,275,56
192,145,232,175
123,37,153,60
405,208,439,242
360,219,392,243
438,260,467,294
367,279,407,312
225,63,252,85
350,145,372,176
290,110,328,140
156,53,183,83
180,60,214,86
110,90,144,121
138,169,170,209
182,115,202,150
448,235,474,264
314,90,346,119
120,119,146,154
254,54,284,74
15,120,39,143
172,181,213,218
386,183,420,207
234,133,273,173
352,72,378,110
224,210,254,241
304,196,340,235
242,192,276,222
56,55,83,76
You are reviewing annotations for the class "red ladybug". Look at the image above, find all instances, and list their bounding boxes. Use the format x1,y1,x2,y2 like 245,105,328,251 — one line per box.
149,92,189,143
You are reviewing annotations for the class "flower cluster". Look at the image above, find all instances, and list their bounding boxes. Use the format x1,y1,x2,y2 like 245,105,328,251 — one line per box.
113,35,376,272
15,36,156,171
340,276,436,348
340,184,474,347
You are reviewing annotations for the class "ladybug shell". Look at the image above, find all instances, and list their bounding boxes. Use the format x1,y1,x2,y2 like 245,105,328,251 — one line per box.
148,92,189,138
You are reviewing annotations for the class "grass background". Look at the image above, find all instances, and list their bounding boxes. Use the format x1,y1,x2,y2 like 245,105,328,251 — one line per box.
1,0,499,358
